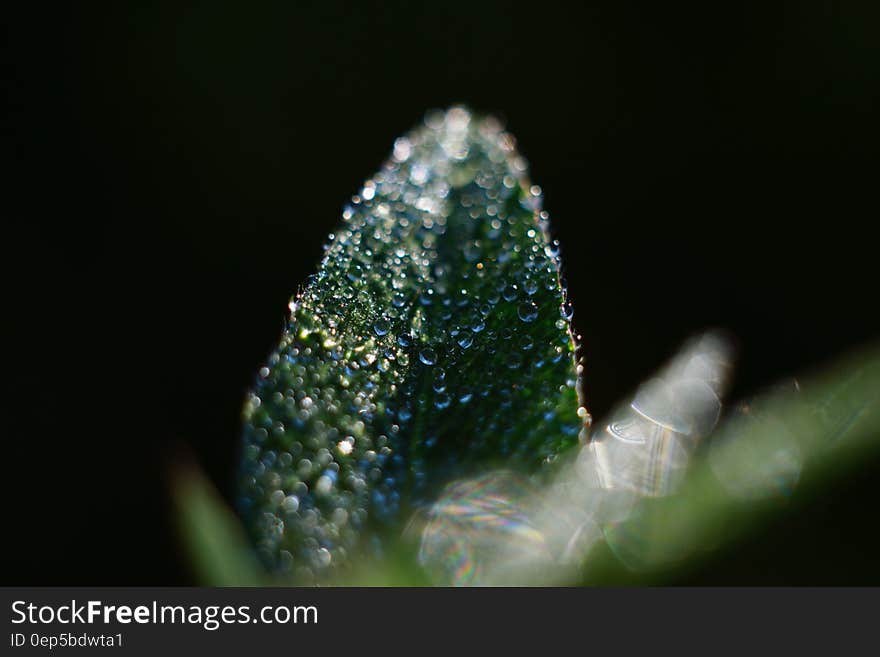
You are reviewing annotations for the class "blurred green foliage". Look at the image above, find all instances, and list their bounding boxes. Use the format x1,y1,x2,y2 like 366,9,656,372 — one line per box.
175,342,879,585
173,110,880,586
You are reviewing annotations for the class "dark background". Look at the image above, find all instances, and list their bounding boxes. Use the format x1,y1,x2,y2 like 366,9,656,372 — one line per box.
6,1,878,584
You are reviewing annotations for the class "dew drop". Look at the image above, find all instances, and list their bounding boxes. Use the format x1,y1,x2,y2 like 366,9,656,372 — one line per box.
560,300,574,320
419,347,437,365
316,547,332,567
373,317,391,336
457,330,474,349
281,495,300,514
518,301,538,322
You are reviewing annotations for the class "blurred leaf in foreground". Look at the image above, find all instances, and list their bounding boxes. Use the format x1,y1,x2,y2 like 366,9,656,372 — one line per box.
418,331,734,584
171,461,267,586
416,337,880,585
587,341,880,583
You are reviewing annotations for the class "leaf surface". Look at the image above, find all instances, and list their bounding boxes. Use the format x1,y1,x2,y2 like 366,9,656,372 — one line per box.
238,107,584,581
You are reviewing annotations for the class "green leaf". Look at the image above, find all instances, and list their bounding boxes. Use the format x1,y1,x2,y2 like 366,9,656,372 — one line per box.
171,461,267,586
571,341,880,585
238,107,585,582
410,336,880,585
176,106,880,586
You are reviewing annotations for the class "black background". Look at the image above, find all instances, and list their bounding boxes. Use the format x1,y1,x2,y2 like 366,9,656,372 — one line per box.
6,1,879,584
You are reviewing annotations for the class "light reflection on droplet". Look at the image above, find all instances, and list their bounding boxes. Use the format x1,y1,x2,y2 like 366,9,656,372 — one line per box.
517,300,538,322
419,347,438,365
